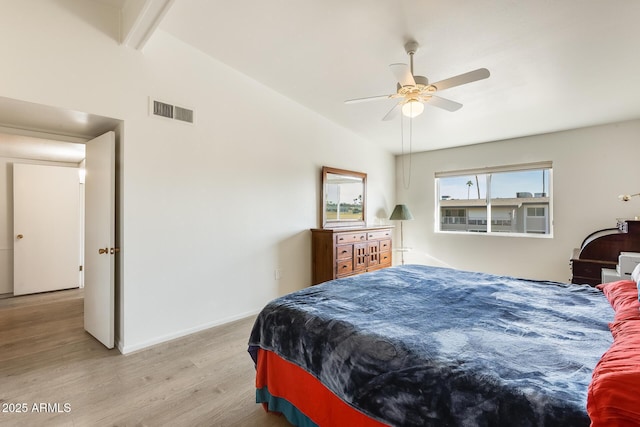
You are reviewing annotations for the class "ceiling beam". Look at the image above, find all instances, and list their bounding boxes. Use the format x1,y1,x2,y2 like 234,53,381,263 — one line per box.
121,0,175,50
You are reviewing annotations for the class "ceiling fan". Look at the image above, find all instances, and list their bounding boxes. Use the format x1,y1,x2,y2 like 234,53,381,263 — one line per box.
345,40,490,121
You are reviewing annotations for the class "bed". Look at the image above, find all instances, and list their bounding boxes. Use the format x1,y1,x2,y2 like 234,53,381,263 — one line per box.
248,264,623,426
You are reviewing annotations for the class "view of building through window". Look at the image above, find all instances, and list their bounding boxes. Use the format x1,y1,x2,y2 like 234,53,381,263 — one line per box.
436,165,551,235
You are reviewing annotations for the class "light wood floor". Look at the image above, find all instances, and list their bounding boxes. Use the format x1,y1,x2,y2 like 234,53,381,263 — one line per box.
0,289,293,426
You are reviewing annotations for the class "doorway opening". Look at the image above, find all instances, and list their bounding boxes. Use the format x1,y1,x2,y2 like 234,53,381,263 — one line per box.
0,95,122,350
6,139,85,296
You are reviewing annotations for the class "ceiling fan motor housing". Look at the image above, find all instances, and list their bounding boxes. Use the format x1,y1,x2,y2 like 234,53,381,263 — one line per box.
396,75,435,102
404,40,420,55
396,75,429,90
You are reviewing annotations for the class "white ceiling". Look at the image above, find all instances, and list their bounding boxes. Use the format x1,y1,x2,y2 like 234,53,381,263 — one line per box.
157,0,640,154
3,1,640,159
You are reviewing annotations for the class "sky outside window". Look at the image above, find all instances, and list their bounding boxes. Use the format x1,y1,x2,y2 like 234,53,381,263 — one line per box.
439,170,549,200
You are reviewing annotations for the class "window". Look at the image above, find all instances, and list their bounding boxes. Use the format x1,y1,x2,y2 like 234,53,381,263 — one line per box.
436,162,552,236
527,207,545,216
442,209,467,225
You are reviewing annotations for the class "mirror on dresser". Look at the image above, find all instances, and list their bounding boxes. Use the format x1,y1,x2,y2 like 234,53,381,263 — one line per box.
321,166,366,228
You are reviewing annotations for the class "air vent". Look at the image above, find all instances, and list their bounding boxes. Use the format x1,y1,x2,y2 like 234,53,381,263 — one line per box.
153,100,173,119
174,106,194,124
149,98,195,125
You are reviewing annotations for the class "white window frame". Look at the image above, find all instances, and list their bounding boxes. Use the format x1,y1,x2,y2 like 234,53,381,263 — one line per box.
435,162,553,238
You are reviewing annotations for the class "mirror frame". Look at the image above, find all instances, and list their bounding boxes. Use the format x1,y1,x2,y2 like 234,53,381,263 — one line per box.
321,166,367,228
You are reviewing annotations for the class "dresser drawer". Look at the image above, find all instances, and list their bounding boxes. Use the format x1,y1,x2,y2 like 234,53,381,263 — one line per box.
380,251,392,266
368,230,392,240
336,260,353,275
379,239,391,252
572,260,614,278
336,244,353,260
336,232,367,244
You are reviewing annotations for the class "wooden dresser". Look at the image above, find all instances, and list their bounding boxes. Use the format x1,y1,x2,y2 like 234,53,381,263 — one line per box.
311,226,393,285
571,219,640,286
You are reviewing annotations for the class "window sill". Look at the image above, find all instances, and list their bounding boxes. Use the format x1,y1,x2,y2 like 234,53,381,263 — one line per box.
435,230,554,239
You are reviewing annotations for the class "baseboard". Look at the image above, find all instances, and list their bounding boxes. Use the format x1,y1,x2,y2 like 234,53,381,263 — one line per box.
115,338,124,354
119,309,262,355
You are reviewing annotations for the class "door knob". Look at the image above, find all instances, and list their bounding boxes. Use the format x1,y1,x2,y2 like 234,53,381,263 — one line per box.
98,248,108,254
16,234,23,239
110,247,120,254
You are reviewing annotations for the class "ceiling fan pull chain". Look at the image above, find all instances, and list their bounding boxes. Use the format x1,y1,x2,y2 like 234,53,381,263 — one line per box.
405,116,412,189
400,114,412,190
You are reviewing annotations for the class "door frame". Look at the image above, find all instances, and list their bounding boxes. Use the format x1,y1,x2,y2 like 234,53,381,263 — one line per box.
0,96,123,352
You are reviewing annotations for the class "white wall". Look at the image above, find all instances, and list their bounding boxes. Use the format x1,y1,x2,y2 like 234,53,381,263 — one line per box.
396,119,640,283
0,1,395,352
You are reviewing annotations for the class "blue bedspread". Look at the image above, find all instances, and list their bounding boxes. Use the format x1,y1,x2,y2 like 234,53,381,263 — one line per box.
248,265,614,426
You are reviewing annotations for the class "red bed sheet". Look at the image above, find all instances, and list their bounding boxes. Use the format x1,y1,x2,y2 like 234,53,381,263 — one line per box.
588,281,640,426
255,348,389,426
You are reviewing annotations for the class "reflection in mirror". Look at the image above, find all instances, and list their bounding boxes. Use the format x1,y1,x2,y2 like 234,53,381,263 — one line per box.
322,166,366,228
326,173,363,220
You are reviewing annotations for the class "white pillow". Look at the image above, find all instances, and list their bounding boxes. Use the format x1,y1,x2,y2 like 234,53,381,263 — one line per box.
632,262,640,283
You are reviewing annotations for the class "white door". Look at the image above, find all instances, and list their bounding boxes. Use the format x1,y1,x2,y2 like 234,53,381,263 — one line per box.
84,131,115,349
13,164,80,296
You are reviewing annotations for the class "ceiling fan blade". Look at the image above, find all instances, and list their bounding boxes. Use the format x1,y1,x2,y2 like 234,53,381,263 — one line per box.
429,68,490,92
389,63,416,87
345,94,394,104
382,103,401,121
425,95,463,112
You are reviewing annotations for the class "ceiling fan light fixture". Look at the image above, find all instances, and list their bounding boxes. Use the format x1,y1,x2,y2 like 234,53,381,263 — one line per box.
343,39,489,121
401,100,424,118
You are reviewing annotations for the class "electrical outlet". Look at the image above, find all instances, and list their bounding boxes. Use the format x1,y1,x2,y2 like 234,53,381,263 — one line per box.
274,269,282,280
